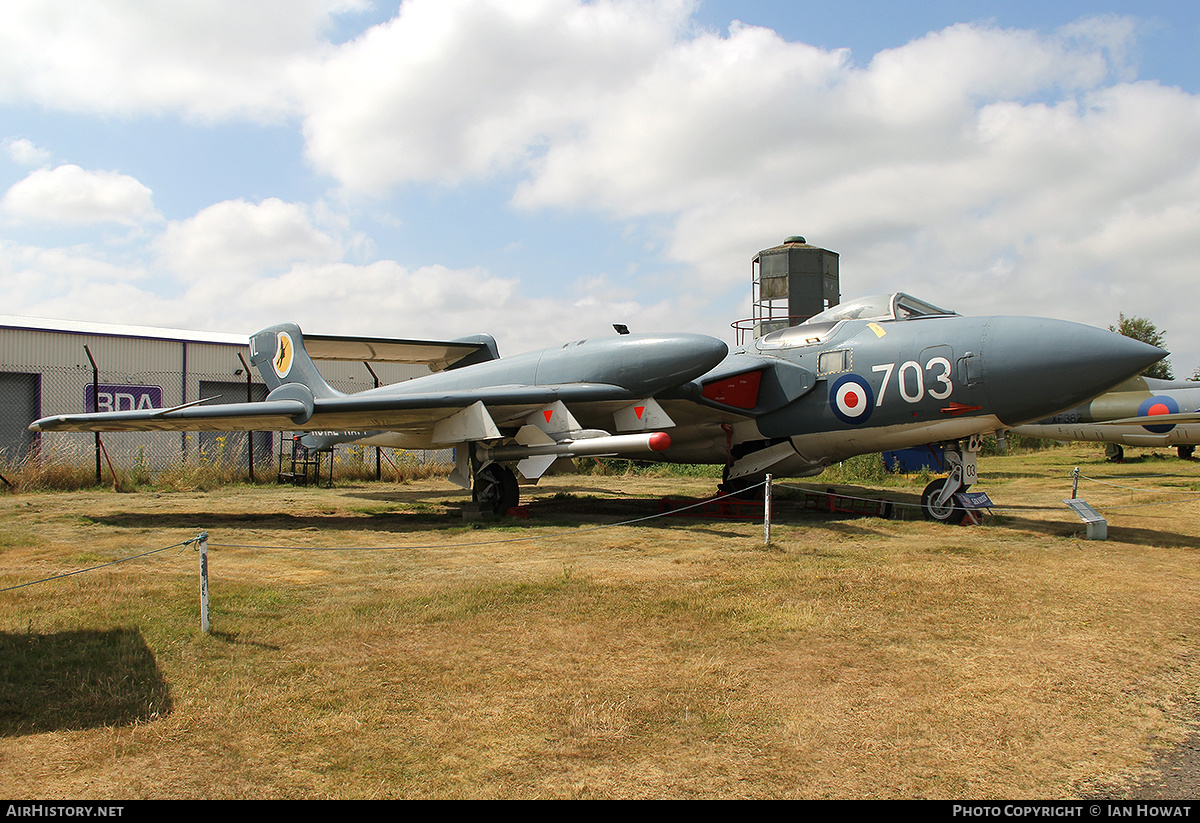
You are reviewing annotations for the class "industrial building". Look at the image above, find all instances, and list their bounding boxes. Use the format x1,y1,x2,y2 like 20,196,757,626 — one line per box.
0,315,429,483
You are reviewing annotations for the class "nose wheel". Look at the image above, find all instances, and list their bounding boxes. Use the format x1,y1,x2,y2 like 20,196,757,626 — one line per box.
919,436,981,524
921,478,969,524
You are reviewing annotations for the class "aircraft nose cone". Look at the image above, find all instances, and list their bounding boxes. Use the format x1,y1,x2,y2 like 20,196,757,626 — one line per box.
983,317,1167,425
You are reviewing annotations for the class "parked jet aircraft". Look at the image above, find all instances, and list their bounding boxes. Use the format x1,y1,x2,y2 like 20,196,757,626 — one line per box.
30,293,1164,524
1012,376,1200,461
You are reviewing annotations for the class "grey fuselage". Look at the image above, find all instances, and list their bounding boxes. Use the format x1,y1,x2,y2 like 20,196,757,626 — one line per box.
29,294,1165,487
301,310,1163,479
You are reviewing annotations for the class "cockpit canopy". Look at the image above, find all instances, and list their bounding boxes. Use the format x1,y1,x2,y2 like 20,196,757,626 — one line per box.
803,292,956,325
756,292,957,350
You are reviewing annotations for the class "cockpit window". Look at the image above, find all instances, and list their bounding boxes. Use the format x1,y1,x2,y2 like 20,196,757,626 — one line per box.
802,293,956,325
803,294,895,325
892,293,956,319
818,349,851,375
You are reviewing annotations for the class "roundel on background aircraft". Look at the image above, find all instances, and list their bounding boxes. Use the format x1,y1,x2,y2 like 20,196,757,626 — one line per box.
829,374,874,425
1138,395,1179,433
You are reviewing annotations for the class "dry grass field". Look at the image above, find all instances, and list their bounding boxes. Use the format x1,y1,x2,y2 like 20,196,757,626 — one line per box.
2,445,1200,799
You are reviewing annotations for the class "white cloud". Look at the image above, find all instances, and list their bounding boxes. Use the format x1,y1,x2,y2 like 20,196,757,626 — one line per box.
474,11,1199,369
298,0,696,192
0,0,364,120
0,234,710,356
157,198,342,279
3,137,51,166
164,257,703,355
1,165,159,225
292,4,1200,362
0,239,162,325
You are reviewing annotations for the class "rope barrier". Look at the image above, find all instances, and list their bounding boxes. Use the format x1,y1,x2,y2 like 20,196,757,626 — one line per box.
7,468,1194,633
1074,472,1200,495
210,480,771,552
771,466,1200,518
0,535,201,592
1070,468,1200,512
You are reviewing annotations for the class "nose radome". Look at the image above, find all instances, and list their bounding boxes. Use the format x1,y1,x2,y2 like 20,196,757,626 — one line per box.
982,317,1166,426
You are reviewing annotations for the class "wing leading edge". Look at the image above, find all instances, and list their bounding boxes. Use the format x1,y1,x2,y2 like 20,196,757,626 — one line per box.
29,321,732,466
29,382,640,437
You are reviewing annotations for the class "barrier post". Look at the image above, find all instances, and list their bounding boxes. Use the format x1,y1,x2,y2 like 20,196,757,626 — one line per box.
764,474,772,546
198,532,210,634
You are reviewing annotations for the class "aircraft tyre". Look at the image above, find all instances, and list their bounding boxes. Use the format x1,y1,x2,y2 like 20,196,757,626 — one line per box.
1179,445,1195,460
1105,443,1124,462
476,464,520,515
921,478,968,525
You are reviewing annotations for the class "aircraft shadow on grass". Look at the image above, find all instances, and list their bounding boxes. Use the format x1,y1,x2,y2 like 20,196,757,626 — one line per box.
0,627,171,737
77,484,1200,554
81,483,1200,548
82,495,752,539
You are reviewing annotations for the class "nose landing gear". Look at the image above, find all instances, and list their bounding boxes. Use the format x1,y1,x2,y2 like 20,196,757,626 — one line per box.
920,435,982,524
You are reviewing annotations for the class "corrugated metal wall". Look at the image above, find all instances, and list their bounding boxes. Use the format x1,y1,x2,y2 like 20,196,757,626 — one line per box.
0,319,447,482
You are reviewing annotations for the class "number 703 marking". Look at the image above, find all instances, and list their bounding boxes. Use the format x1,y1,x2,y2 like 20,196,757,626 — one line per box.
871,358,953,405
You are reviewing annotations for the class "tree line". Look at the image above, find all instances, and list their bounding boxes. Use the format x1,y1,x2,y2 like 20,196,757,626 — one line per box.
1110,314,1197,382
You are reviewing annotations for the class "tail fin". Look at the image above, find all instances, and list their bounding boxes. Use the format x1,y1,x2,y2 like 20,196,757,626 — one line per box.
248,323,342,398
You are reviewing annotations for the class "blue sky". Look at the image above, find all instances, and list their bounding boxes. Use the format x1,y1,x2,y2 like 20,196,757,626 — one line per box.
2,1,1199,376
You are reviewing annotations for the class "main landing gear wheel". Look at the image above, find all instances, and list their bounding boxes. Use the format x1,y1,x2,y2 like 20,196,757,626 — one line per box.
1105,443,1125,462
921,478,968,525
475,463,519,516
1179,445,1195,460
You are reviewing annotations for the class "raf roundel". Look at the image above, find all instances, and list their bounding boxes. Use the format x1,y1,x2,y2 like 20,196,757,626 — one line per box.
829,374,874,425
1138,395,1179,434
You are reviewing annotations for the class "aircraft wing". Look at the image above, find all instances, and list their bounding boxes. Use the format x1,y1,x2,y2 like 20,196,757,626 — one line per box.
29,383,638,437
301,333,495,371
1096,411,1200,426
32,398,321,433
30,322,737,461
